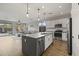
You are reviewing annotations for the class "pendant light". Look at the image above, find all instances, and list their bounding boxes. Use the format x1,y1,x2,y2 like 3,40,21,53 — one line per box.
26,3,29,17
37,8,40,21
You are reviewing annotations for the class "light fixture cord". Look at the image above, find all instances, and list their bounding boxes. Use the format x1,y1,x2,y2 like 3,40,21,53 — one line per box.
44,12,46,20
27,3,28,14
37,8,40,19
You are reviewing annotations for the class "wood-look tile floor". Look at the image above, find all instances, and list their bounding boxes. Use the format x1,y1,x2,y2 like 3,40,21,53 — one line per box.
42,39,68,56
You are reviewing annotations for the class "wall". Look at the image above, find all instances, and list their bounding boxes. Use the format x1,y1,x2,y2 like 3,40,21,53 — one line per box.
27,18,69,32
46,18,69,41
71,3,79,56
27,21,39,32
46,18,69,32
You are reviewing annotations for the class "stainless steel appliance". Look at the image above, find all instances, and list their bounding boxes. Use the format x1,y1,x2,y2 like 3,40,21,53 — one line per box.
39,26,46,32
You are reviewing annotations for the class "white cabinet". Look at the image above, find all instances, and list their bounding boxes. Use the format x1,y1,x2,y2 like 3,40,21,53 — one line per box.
71,3,79,56
62,33,67,41
45,34,53,50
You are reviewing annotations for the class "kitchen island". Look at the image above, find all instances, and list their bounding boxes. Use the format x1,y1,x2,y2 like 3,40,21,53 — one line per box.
22,32,53,56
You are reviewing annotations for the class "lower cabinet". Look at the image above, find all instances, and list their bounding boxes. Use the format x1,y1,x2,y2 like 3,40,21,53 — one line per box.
45,34,53,50
62,33,67,41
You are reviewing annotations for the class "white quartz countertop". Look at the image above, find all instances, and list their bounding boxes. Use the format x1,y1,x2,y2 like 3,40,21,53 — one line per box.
24,32,53,38
25,33,45,38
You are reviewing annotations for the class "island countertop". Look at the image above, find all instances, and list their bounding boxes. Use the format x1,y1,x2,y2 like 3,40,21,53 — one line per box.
22,32,53,39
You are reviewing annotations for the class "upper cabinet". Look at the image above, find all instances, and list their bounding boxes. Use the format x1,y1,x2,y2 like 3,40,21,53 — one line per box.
55,24,62,28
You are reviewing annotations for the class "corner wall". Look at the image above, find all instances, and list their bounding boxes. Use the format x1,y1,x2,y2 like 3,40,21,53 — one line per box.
71,3,79,56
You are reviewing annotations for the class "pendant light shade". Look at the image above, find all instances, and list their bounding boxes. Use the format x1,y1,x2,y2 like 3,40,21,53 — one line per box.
26,3,29,17
26,12,29,17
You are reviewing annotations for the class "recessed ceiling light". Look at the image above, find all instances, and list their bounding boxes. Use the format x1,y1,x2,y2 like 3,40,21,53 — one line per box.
58,6,62,8
38,18,40,21
42,6,45,9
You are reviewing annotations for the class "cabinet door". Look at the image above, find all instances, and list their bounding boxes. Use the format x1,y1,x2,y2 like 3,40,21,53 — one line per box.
22,36,27,54
45,34,53,50
48,34,53,45
45,35,50,50
45,36,48,50
62,33,67,41
37,37,45,55
47,34,52,47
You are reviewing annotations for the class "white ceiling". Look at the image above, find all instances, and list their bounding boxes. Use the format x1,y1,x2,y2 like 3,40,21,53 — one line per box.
0,3,72,23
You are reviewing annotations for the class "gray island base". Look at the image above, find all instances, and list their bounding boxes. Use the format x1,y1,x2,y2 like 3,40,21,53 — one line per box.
22,32,53,56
